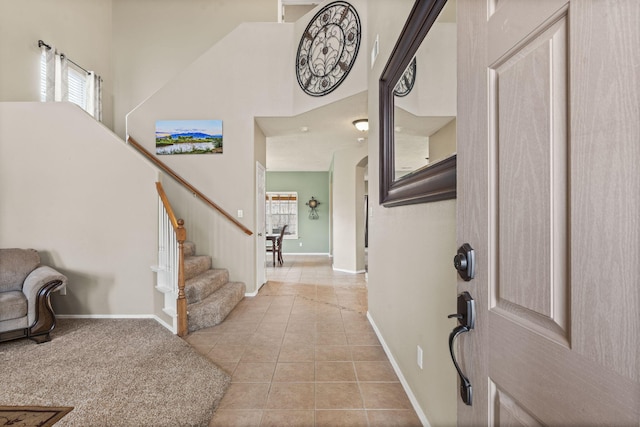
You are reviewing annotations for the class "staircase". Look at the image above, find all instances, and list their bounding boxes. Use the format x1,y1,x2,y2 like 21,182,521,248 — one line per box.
182,241,245,333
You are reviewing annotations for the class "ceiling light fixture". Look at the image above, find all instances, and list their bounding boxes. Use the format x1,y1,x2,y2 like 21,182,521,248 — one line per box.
353,119,369,132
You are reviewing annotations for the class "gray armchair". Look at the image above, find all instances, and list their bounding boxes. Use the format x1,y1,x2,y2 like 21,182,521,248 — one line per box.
0,248,67,343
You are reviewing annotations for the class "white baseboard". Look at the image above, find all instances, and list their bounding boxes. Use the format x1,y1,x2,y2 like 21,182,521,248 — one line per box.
153,315,176,333
245,286,261,297
57,314,176,334
332,266,366,274
245,279,268,297
57,314,157,319
367,311,431,427
281,252,331,256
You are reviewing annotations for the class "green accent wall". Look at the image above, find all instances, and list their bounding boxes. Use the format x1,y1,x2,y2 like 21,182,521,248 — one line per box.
266,171,330,254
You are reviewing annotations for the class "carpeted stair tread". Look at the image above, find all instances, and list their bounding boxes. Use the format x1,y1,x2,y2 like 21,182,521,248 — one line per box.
157,240,245,334
183,241,196,257
184,255,212,281
185,268,229,304
188,282,246,332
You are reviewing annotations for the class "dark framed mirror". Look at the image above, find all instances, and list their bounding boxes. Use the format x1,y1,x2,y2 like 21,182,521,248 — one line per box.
379,0,456,207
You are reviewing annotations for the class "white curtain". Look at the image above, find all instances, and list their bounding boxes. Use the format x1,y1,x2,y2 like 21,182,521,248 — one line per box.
58,54,68,102
40,43,55,102
40,41,103,122
87,72,102,121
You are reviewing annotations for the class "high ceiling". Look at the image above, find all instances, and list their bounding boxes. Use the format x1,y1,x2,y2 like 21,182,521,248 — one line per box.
256,92,368,172
256,91,454,173
258,0,457,173
259,2,366,172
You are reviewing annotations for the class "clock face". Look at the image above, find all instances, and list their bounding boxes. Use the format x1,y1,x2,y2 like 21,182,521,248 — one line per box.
296,1,361,97
394,56,417,97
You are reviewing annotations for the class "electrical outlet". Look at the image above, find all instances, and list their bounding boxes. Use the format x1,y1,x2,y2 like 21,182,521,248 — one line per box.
237,209,243,218
417,345,423,369
299,242,303,247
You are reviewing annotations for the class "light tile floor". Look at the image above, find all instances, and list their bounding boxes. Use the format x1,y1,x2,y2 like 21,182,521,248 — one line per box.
184,255,422,427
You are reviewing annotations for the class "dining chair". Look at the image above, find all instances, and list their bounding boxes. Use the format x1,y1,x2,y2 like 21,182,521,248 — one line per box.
266,225,287,267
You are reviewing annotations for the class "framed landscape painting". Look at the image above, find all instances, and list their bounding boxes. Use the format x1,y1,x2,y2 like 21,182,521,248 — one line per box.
155,119,223,155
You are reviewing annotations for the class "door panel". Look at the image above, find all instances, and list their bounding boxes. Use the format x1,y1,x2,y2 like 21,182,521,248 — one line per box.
490,381,543,427
487,0,569,64
489,314,640,425
457,0,640,425
570,0,640,383
490,9,569,345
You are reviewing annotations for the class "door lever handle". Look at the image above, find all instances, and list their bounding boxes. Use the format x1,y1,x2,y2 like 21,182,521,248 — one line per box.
447,291,475,406
448,324,473,406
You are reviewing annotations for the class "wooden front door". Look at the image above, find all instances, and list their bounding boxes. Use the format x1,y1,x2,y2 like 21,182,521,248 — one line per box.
456,0,640,425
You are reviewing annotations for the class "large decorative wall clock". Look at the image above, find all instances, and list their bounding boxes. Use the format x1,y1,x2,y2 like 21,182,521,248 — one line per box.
393,56,416,97
295,1,361,97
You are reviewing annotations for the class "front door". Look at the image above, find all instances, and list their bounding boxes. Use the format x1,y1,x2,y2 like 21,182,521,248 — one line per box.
456,0,640,425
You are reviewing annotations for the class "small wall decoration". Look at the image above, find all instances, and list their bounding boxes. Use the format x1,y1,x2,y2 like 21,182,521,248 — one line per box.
295,1,361,96
306,196,321,219
155,120,223,155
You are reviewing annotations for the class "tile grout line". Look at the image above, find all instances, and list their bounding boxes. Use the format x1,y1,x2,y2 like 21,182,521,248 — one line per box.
208,256,419,426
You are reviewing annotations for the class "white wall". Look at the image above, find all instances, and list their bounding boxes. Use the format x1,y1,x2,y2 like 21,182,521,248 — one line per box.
395,23,457,118
0,0,114,129
0,0,278,137
126,22,295,293
331,146,368,273
111,0,278,139
0,102,158,316
160,174,255,293
430,118,457,163
126,0,368,293
366,0,458,425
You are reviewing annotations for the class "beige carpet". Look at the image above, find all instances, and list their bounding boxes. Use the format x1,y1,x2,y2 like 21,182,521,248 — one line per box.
0,319,230,426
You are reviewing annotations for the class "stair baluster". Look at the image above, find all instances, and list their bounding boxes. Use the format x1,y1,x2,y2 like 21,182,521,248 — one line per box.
156,182,189,336
156,181,246,335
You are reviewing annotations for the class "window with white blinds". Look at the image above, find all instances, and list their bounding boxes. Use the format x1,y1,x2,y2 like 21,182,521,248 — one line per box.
266,192,298,239
39,41,102,120
67,63,87,110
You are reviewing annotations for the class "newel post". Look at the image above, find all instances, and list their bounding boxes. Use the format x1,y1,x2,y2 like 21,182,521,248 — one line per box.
176,219,188,337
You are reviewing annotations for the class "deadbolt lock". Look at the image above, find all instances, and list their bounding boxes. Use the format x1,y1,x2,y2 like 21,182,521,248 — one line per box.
454,243,475,281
